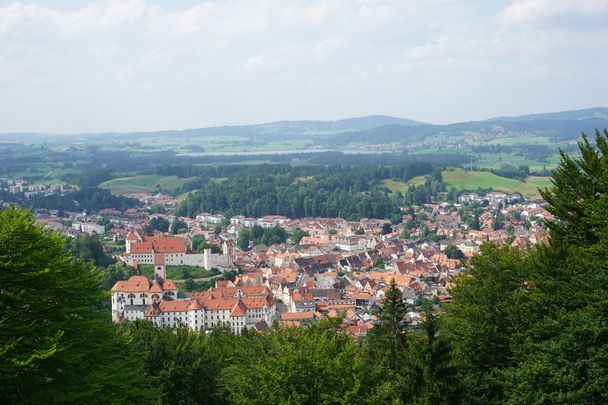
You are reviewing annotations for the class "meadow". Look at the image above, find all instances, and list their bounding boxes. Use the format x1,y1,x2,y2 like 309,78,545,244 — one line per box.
99,175,196,195
442,169,551,198
382,169,551,198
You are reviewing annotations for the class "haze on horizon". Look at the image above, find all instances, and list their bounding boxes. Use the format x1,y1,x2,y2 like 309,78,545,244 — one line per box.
1,0,607,134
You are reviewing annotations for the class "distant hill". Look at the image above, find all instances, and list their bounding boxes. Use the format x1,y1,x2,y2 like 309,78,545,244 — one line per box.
328,107,608,146
1,108,607,145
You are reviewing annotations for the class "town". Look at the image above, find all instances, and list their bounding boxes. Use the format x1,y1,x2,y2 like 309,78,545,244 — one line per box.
5,183,551,340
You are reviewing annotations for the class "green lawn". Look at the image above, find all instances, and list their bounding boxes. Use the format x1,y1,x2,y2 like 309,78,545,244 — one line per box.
100,175,196,195
442,169,550,198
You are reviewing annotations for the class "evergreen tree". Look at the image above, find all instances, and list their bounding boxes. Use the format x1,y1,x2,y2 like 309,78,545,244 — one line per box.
0,207,156,403
541,129,608,246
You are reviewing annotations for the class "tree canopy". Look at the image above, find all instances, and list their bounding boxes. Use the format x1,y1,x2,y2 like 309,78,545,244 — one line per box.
0,207,155,403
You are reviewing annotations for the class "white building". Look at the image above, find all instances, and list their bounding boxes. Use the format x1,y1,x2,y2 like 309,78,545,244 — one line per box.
122,227,233,269
72,222,105,235
111,275,276,334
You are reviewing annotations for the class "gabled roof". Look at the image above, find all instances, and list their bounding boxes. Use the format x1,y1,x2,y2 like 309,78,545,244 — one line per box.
111,275,150,292
111,275,177,293
230,299,247,317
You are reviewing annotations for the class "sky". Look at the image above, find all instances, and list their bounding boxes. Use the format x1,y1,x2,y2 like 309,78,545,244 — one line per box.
0,0,607,133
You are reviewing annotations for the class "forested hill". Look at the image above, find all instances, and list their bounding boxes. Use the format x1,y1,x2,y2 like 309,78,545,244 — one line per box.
175,162,437,220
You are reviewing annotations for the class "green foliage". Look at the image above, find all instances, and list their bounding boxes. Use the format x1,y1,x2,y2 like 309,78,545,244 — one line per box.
443,244,532,401
29,187,140,212
145,216,170,235
443,244,464,260
99,262,131,291
372,256,385,269
0,207,156,403
66,234,112,267
290,228,309,244
171,218,188,234
541,129,608,246
221,319,364,404
174,163,431,220
238,226,287,250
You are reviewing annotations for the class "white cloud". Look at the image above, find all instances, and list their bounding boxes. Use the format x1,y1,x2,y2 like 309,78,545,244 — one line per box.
0,0,606,132
496,0,608,25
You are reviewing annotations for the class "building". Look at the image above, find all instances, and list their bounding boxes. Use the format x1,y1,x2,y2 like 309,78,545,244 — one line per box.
72,222,105,235
111,276,276,334
122,227,233,269
111,275,178,322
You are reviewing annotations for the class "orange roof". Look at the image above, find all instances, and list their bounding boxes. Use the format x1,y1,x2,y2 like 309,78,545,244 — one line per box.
230,299,247,317
126,230,138,241
241,297,268,309
281,312,315,321
188,299,203,310
159,300,190,313
111,275,150,292
149,282,163,293
292,292,314,302
351,292,372,300
153,253,165,265
111,275,177,293
203,299,237,311
129,236,186,254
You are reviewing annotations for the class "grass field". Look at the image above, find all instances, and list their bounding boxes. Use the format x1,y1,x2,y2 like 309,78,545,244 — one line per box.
487,136,553,146
100,175,195,195
382,170,551,198
381,176,426,193
442,169,551,198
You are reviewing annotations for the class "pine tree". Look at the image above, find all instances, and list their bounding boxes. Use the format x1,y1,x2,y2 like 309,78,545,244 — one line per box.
541,129,608,245
379,278,407,372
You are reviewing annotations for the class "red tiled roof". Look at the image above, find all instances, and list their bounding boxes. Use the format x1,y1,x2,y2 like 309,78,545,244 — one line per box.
130,236,186,254
281,312,315,321
159,300,190,313
230,299,247,317
153,253,165,265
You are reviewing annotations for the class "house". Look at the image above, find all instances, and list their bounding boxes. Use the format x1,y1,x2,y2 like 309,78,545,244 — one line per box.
290,291,316,312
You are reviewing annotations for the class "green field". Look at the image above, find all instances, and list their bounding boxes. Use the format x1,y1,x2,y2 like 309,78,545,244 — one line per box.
382,170,551,198
381,176,426,193
100,175,195,195
487,136,553,146
442,169,551,198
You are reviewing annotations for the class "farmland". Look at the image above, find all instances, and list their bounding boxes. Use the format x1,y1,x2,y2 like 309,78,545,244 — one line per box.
442,169,551,198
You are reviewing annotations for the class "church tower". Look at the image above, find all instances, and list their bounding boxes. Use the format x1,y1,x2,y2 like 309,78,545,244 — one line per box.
153,253,166,279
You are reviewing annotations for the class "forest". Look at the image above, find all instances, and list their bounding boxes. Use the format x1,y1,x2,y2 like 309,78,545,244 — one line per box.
2,130,608,404
175,163,439,220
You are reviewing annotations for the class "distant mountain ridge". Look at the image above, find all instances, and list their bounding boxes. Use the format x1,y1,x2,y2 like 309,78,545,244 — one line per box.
1,108,607,144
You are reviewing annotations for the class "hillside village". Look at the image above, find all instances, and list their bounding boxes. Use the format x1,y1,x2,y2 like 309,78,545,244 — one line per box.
15,186,552,339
